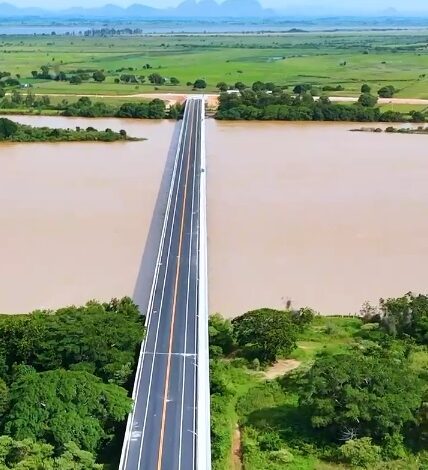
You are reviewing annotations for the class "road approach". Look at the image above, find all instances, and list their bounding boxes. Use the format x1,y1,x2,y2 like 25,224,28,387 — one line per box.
120,97,207,470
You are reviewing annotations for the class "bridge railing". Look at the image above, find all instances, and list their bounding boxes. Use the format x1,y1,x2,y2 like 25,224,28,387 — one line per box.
196,96,212,470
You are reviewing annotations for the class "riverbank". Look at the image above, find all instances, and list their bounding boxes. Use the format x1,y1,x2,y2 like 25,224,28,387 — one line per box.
352,125,428,135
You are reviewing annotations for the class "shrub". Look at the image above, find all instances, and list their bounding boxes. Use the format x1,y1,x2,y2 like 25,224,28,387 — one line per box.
340,438,381,468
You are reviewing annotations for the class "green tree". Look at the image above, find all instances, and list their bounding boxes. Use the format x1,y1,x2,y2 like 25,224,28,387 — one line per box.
379,293,428,343
0,118,18,138
340,437,381,468
410,110,426,123
193,79,207,89
378,85,396,98
0,378,8,415
416,392,428,448
4,369,131,453
10,90,22,105
25,92,35,107
361,84,371,93
0,297,144,384
148,98,166,118
148,73,165,85
232,309,297,363
298,348,424,441
209,314,235,357
69,75,82,85
358,93,378,107
234,81,246,91
252,81,266,92
54,441,102,469
168,103,184,120
170,77,180,85
0,436,102,469
293,83,312,94
40,95,51,107
92,71,106,82
216,81,228,92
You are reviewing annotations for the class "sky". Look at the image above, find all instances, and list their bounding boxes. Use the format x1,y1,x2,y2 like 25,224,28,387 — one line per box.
6,0,428,13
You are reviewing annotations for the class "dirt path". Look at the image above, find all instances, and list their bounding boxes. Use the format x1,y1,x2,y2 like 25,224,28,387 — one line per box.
263,359,301,380
232,424,243,470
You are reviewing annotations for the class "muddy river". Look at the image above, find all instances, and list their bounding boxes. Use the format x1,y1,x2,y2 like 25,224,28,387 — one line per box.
0,117,427,316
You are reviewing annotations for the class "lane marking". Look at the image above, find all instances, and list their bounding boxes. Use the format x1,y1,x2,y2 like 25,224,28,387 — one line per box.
136,104,194,469
157,100,195,470
119,100,190,470
192,100,202,469
178,99,199,470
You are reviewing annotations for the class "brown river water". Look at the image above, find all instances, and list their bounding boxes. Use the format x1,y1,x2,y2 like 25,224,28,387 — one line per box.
0,116,427,316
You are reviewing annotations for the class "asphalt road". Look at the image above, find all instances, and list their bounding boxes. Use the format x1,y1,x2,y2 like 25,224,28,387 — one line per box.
120,98,202,470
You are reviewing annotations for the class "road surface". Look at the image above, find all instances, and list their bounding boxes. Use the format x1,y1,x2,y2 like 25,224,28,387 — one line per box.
120,97,202,470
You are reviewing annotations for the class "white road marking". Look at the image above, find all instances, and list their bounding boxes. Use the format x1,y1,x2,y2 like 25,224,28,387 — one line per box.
119,103,188,470
178,99,199,470
137,104,194,469
192,100,202,469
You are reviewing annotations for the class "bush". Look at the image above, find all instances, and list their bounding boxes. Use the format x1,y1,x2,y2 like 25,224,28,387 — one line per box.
340,438,381,468
193,79,207,89
358,93,378,107
258,431,282,451
378,85,396,98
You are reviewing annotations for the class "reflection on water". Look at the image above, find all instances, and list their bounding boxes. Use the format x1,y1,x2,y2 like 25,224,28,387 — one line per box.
207,120,428,316
1,116,427,316
0,116,174,313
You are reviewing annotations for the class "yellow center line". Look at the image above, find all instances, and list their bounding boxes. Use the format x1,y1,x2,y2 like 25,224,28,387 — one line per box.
157,102,195,470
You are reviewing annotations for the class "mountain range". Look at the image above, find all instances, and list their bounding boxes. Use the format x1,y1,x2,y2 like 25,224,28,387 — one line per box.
0,0,275,18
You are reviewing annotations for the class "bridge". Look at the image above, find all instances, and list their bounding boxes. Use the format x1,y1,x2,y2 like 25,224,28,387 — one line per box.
119,97,211,470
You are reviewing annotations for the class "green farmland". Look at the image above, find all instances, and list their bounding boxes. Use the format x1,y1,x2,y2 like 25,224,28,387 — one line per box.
2,31,428,97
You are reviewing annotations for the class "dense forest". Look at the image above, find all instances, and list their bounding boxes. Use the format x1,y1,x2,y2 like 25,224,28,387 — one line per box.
210,293,428,469
0,298,145,468
0,117,139,142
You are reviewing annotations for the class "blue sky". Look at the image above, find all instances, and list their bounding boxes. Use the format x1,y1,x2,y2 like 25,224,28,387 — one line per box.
8,0,428,13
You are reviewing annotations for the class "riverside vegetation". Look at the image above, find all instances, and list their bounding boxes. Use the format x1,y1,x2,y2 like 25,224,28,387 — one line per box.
0,117,140,142
0,92,184,119
215,83,427,122
353,126,428,135
0,297,145,469
210,293,428,469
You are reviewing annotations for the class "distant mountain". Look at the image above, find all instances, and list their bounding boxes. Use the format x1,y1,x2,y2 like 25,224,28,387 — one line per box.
0,2,45,16
0,0,275,18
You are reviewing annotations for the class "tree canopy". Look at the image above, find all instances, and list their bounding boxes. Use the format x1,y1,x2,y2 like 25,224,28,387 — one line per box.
0,437,102,469
0,297,144,385
215,87,399,122
232,309,298,363
4,368,131,453
298,347,424,442
379,293,428,344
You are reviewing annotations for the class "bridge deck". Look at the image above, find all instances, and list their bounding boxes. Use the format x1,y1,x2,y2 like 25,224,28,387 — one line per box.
120,98,203,470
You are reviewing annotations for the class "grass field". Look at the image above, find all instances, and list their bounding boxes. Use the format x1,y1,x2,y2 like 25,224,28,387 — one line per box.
2,31,428,97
